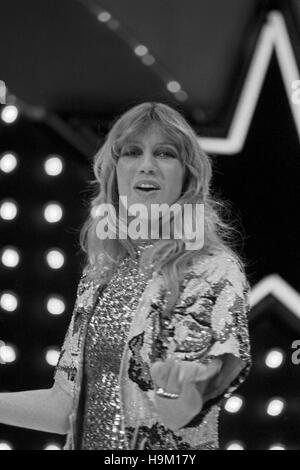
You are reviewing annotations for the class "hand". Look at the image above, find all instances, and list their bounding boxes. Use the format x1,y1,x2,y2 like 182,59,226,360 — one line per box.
150,358,222,431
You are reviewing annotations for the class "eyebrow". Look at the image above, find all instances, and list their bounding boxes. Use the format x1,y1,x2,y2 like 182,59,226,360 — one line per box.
122,140,177,147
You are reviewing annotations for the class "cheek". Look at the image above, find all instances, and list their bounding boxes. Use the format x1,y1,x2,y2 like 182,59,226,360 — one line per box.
166,164,185,196
116,164,130,193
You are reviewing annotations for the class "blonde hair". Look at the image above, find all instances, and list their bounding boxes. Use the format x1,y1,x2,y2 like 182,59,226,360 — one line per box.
79,102,242,317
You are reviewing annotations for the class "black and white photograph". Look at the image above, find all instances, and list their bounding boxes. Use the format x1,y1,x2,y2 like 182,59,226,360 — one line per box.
0,0,300,452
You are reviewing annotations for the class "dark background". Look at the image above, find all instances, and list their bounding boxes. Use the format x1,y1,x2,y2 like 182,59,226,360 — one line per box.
0,0,299,450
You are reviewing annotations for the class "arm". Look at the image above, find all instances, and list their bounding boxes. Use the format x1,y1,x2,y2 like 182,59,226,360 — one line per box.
150,253,251,430
150,357,223,431
0,382,73,435
0,264,94,437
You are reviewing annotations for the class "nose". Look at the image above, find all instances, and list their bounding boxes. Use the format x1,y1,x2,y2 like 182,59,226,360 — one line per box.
138,149,157,174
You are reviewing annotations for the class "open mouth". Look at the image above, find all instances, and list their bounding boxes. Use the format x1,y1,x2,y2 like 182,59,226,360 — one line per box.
134,181,161,194
135,187,160,192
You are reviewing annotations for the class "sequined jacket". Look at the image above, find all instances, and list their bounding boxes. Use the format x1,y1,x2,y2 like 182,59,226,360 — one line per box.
53,249,251,450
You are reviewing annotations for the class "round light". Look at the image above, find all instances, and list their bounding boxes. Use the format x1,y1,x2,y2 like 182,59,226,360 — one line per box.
134,45,148,57
269,444,286,450
0,343,17,364
1,105,19,124
266,398,285,417
224,395,244,414
46,249,65,270
167,81,181,93
97,11,112,23
1,247,20,268
44,444,61,450
0,152,18,173
225,441,245,450
265,349,284,369
46,296,65,316
45,348,60,366
0,200,18,221
175,90,188,102
43,203,63,223
0,442,13,450
107,19,119,31
142,54,155,66
0,292,18,312
44,156,64,176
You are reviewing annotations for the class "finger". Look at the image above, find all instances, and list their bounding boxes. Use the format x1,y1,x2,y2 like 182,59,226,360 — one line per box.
165,361,181,394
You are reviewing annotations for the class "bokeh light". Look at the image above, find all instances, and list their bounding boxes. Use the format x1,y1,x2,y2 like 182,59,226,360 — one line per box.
0,199,18,221
46,296,66,316
45,348,60,366
0,343,17,364
45,249,65,270
44,156,64,176
0,152,18,173
1,247,20,268
1,105,19,124
0,292,18,312
43,203,63,223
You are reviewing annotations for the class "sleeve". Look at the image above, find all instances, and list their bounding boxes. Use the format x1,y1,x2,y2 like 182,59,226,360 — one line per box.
168,253,251,422
53,265,90,398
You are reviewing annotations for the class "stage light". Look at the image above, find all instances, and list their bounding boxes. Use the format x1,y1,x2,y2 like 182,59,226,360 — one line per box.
44,444,61,450
1,105,19,124
175,90,188,102
142,54,155,66
97,11,111,23
0,343,17,364
0,200,18,221
225,441,245,450
0,292,18,312
46,296,65,316
44,156,64,176
265,349,284,369
1,247,20,268
0,152,18,173
45,249,65,270
43,203,63,223
45,348,60,366
224,395,244,413
134,45,148,57
107,19,120,31
269,444,286,450
266,398,285,417
167,81,181,93
0,442,13,450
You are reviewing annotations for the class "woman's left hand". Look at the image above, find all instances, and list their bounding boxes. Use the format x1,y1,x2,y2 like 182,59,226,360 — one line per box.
150,357,222,431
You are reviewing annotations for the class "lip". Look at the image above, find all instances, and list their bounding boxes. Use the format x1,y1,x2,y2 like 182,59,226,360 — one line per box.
133,179,161,190
134,187,161,198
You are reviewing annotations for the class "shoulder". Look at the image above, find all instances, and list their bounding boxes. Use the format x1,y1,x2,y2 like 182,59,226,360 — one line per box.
181,249,249,297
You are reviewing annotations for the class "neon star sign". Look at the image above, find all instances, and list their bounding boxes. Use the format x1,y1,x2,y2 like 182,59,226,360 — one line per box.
198,11,300,155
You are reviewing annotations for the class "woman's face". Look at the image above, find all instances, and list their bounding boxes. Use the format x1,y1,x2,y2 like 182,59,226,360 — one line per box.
116,126,185,216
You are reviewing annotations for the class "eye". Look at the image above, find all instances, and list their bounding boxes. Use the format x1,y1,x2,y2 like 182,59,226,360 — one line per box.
155,147,177,158
120,145,141,157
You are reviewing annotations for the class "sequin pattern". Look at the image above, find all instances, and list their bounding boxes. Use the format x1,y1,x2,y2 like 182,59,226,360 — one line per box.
80,245,154,450
54,248,251,451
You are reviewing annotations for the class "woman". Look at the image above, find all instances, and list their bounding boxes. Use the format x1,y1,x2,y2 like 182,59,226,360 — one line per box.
0,102,251,450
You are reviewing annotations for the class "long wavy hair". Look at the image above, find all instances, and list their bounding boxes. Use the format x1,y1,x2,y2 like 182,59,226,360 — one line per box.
79,102,242,316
